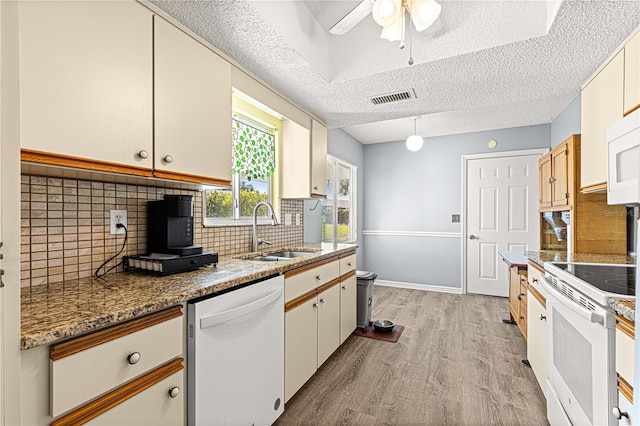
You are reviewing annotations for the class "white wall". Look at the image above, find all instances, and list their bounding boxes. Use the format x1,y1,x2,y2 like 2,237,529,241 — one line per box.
362,124,551,289
550,94,581,148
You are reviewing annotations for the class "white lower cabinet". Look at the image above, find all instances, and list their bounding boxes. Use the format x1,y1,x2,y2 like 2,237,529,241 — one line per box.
339,274,357,344
616,389,633,425
284,253,357,403
527,292,547,397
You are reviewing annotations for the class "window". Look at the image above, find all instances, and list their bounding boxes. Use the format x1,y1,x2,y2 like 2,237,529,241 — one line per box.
203,115,276,226
322,155,357,243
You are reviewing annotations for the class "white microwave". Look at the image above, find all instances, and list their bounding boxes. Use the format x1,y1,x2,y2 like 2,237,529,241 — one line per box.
607,109,640,205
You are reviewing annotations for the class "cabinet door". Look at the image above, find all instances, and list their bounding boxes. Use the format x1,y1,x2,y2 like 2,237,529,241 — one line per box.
539,152,552,210
317,284,341,367
281,119,311,198
551,142,569,208
154,17,232,185
624,32,640,115
527,295,547,396
311,119,328,197
285,297,318,403
19,1,153,170
339,274,357,344
86,369,184,426
581,50,624,190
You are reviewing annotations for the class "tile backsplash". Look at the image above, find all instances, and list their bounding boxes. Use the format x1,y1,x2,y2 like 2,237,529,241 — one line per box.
20,175,304,287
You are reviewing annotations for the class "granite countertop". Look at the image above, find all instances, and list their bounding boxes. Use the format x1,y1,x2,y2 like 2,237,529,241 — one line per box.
21,242,358,350
526,250,636,323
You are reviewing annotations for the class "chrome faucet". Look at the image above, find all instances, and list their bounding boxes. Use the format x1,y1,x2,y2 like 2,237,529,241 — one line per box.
252,201,278,252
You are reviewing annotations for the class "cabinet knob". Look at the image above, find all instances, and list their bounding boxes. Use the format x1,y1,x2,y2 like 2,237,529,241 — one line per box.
127,352,141,365
540,314,546,321
168,387,180,399
137,150,149,159
320,298,326,304
163,155,174,164
517,294,523,300
342,285,346,290
316,275,321,281
313,302,318,308
612,406,629,420
313,185,319,191
548,177,555,183
532,278,538,283
347,262,352,267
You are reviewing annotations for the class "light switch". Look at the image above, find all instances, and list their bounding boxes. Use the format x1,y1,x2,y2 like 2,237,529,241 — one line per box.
284,214,292,226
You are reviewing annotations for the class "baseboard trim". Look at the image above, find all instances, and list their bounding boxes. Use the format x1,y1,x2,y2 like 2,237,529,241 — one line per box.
375,280,463,294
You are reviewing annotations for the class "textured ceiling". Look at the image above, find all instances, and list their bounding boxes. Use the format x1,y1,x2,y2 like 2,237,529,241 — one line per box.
151,0,640,144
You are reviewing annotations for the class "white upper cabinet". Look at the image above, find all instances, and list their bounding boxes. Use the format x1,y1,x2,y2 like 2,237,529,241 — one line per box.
624,32,640,115
280,119,311,198
154,17,232,185
581,50,624,191
19,1,153,171
311,119,328,197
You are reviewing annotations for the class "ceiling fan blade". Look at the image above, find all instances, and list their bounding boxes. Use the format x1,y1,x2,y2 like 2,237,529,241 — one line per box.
329,0,374,35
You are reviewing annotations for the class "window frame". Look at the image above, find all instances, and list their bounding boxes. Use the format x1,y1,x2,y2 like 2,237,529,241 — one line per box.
322,155,358,243
202,114,276,227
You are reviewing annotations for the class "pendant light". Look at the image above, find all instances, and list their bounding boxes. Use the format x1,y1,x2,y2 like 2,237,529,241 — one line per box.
406,117,424,151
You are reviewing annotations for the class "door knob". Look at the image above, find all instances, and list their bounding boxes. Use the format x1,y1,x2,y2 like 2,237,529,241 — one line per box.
612,406,629,420
469,235,478,240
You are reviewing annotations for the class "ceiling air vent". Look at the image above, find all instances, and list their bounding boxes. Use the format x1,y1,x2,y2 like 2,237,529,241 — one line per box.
370,89,416,105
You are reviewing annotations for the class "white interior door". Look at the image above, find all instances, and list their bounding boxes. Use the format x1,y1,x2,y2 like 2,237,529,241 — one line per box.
466,153,540,296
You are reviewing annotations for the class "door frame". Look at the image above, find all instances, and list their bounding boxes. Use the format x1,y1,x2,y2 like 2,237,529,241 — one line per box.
460,148,548,294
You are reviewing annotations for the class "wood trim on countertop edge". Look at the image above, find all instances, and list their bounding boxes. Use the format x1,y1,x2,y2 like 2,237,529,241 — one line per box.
618,374,633,404
310,193,327,199
338,250,357,259
527,282,546,309
284,255,339,278
285,290,318,312
340,270,357,281
50,305,183,361
21,149,153,178
527,260,545,274
51,358,184,426
580,182,608,194
616,315,635,339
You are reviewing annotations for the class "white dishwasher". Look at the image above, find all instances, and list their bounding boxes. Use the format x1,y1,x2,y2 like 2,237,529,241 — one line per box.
187,274,284,426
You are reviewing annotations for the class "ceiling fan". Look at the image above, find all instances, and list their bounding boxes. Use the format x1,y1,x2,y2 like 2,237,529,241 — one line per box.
329,0,442,42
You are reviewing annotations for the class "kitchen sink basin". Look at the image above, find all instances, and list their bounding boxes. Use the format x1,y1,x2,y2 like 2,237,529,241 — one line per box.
267,251,310,259
248,256,282,262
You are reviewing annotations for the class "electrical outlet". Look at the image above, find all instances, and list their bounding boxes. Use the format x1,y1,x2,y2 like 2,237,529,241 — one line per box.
452,214,460,223
284,213,292,226
110,210,127,235
296,213,301,226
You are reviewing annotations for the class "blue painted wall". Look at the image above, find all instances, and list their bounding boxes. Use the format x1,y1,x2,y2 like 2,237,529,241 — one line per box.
550,94,581,148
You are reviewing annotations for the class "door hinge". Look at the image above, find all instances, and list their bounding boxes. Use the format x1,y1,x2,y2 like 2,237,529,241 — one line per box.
565,192,569,199
565,149,568,155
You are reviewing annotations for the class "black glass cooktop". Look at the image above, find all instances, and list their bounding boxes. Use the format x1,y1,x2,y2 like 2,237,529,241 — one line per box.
553,263,636,296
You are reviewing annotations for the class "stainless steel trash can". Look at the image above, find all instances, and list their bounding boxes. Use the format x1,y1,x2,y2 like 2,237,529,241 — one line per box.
356,270,377,330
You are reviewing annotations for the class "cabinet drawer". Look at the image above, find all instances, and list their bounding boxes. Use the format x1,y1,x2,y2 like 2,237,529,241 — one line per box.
339,253,356,276
616,326,634,385
527,264,546,297
519,280,528,307
50,306,183,417
52,359,184,426
285,259,339,303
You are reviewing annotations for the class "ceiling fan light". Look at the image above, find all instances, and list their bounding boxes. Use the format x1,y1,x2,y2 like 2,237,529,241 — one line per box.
380,14,404,41
372,0,401,27
410,0,441,32
406,134,424,151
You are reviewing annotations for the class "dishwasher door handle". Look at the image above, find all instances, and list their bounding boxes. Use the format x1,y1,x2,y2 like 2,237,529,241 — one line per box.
200,287,283,329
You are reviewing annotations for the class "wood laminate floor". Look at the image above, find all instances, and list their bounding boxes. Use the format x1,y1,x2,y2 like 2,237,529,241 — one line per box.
276,286,548,426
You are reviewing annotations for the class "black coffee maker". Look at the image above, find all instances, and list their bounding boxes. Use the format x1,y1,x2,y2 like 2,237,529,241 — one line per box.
123,194,217,275
148,194,202,256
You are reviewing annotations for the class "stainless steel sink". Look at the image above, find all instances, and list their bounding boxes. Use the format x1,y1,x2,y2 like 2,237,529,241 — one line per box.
248,256,282,262
267,251,310,259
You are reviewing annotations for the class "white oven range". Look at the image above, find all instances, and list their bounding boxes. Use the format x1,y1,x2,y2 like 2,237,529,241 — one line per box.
542,262,636,426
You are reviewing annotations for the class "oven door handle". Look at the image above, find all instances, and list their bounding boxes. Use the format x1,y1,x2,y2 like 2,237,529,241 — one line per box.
540,275,604,325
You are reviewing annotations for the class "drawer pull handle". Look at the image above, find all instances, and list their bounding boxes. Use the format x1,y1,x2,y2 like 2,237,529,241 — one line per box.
316,275,321,281
127,352,141,365
612,406,629,420
320,298,326,304
168,387,180,399
532,278,538,283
